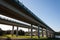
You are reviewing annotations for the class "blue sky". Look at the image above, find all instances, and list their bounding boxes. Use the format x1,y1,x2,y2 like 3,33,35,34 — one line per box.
19,0,60,32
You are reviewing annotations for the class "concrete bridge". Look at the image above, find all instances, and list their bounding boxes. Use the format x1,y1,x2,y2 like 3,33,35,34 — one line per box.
0,0,55,39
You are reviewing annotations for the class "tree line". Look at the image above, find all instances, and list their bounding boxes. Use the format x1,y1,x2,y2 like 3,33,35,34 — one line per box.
0,28,25,36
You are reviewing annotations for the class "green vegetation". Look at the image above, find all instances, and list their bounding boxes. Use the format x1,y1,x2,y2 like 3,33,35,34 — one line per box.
0,34,60,40
0,34,46,39
0,28,60,40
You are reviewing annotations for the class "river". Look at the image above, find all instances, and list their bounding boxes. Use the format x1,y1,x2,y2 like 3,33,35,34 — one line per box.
55,35,60,38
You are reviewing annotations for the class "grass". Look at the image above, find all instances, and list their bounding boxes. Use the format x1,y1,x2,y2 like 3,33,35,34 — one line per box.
0,34,47,39
0,34,60,40
0,34,30,38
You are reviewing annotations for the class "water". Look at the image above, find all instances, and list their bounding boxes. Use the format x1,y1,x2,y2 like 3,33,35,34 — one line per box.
55,35,60,38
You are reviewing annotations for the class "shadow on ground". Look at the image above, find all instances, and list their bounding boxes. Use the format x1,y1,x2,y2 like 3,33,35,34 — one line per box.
33,38,60,40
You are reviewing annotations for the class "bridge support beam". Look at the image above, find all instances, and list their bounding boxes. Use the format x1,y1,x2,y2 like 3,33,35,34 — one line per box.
47,30,49,38
52,32,55,38
28,28,30,35
46,29,48,37
42,28,44,37
38,26,40,39
48,31,51,38
11,25,14,36
48,30,50,38
31,24,33,38
16,26,18,37
50,31,54,38
51,32,53,38
50,31,52,38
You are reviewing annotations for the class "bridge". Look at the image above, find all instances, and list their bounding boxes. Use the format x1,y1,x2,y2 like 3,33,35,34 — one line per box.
0,0,55,39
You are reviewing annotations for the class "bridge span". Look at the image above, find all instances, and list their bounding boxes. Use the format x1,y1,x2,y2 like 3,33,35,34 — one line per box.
0,0,55,39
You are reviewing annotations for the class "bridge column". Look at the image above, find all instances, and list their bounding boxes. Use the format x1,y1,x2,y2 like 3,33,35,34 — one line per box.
46,29,48,37
51,32,53,38
47,30,49,38
52,33,53,38
47,30,50,38
31,24,33,38
11,25,14,36
41,28,44,37
50,31,52,38
49,31,51,38
28,28,30,35
52,32,55,38
38,26,40,39
16,26,18,37
53,32,55,38
51,31,54,38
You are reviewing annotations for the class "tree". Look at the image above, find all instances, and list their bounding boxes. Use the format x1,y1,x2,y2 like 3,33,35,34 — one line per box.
14,30,16,34
6,30,11,34
0,28,3,36
18,30,25,35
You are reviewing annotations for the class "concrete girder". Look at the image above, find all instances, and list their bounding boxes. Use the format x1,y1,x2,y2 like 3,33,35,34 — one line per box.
0,17,37,30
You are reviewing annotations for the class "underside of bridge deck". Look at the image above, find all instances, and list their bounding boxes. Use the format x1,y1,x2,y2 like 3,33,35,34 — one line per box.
0,0,55,39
